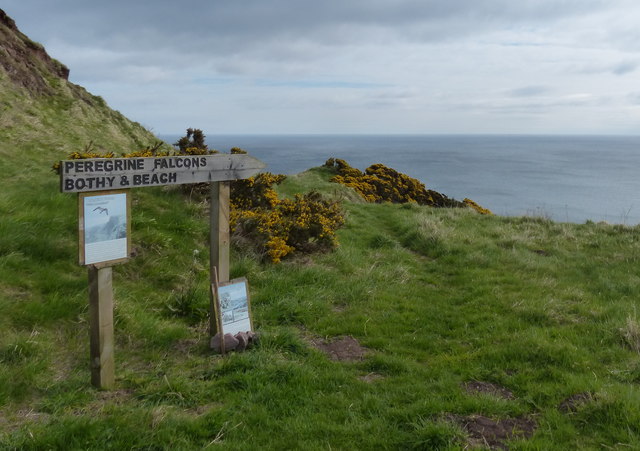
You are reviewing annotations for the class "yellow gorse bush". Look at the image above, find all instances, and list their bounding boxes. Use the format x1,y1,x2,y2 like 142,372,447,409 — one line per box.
231,176,344,263
325,158,492,214
463,198,493,215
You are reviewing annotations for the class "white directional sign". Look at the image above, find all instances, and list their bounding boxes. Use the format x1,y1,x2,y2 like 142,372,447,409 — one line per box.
60,154,266,193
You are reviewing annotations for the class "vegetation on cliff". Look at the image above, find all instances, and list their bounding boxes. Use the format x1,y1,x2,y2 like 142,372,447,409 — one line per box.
324,157,492,215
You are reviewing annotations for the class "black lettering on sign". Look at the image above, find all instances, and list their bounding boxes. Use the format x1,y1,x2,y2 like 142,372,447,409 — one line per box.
132,173,178,186
123,159,141,171
152,156,208,171
64,176,117,191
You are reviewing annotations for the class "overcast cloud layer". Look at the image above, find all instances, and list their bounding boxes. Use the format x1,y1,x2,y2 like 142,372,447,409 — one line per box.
4,1,640,134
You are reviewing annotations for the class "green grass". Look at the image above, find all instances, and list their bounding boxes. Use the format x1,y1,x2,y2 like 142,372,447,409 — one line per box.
278,166,365,203
2,151,640,449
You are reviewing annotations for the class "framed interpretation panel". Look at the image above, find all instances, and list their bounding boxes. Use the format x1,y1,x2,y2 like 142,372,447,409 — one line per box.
79,190,131,266
212,277,254,338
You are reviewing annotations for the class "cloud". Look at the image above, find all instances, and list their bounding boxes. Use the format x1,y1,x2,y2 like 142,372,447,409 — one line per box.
507,86,552,97
3,0,640,134
252,79,392,89
628,93,640,105
611,61,638,75
573,60,639,77
5,1,615,52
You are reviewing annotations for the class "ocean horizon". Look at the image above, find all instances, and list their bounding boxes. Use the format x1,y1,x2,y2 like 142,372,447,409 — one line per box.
158,134,640,225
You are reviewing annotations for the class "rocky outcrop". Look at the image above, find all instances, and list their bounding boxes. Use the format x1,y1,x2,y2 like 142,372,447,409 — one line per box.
0,8,69,96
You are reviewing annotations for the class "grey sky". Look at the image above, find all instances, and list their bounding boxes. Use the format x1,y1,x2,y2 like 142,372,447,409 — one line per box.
4,1,640,134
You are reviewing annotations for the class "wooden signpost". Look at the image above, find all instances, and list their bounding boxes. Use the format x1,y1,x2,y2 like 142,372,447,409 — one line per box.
60,153,265,389
60,154,265,193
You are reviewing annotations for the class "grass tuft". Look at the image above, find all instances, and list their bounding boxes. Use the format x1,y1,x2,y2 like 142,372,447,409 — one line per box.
405,416,465,450
621,310,640,354
164,286,209,325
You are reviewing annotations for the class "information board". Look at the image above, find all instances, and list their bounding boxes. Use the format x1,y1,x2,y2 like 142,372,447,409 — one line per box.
213,278,253,336
79,190,130,266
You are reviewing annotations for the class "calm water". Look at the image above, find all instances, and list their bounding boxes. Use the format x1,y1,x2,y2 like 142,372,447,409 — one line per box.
159,134,640,225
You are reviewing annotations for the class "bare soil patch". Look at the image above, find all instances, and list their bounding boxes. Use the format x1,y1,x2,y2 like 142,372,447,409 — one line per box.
449,414,537,450
0,408,51,434
558,392,592,413
186,402,223,417
464,380,515,400
331,304,347,313
174,338,201,355
0,410,13,433
309,335,369,362
72,388,135,417
359,372,384,383
532,249,550,256
94,388,135,404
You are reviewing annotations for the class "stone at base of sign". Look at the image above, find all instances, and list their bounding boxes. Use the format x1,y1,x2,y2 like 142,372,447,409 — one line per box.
210,331,258,353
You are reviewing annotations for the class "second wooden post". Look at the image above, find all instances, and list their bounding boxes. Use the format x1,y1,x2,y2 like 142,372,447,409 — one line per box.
210,181,231,336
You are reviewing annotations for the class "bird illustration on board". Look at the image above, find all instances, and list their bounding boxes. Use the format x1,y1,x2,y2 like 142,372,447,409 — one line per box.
93,206,108,215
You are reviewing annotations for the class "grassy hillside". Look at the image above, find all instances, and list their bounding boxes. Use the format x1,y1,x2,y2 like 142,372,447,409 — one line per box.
0,68,159,169
2,150,640,449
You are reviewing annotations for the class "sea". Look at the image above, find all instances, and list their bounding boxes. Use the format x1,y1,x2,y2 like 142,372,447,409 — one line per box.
158,134,640,225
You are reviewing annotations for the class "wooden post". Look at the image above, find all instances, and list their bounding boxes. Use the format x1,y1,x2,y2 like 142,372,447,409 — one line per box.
210,181,230,284
88,265,115,389
210,181,230,337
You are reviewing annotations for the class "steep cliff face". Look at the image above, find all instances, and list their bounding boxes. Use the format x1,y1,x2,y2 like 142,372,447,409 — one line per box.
0,8,159,157
0,9,69,96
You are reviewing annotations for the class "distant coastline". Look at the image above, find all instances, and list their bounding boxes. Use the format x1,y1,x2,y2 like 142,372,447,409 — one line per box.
159,134,640,225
